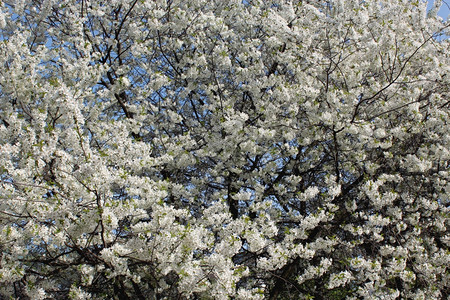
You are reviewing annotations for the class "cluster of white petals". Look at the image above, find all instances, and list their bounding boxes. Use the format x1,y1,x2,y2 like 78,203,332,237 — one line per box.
0,0,448,299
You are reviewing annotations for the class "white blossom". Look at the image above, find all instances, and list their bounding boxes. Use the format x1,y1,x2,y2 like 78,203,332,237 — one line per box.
0,0,448,298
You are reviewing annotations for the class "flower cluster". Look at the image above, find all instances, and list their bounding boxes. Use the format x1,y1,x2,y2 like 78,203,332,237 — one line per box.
0,0,448,299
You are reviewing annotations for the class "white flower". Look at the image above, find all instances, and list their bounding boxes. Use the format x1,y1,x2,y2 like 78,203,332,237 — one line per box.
327,271,353,289
69,286,92,300
0,11,6,29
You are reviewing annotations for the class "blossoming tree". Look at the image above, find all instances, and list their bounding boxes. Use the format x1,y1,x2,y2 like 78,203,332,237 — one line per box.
0,0,448,299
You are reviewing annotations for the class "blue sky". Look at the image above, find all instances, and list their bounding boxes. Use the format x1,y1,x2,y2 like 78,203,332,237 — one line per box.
428,0,450,20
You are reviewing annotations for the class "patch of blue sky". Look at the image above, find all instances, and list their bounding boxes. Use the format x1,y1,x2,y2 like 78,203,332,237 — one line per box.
427,0,450,20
